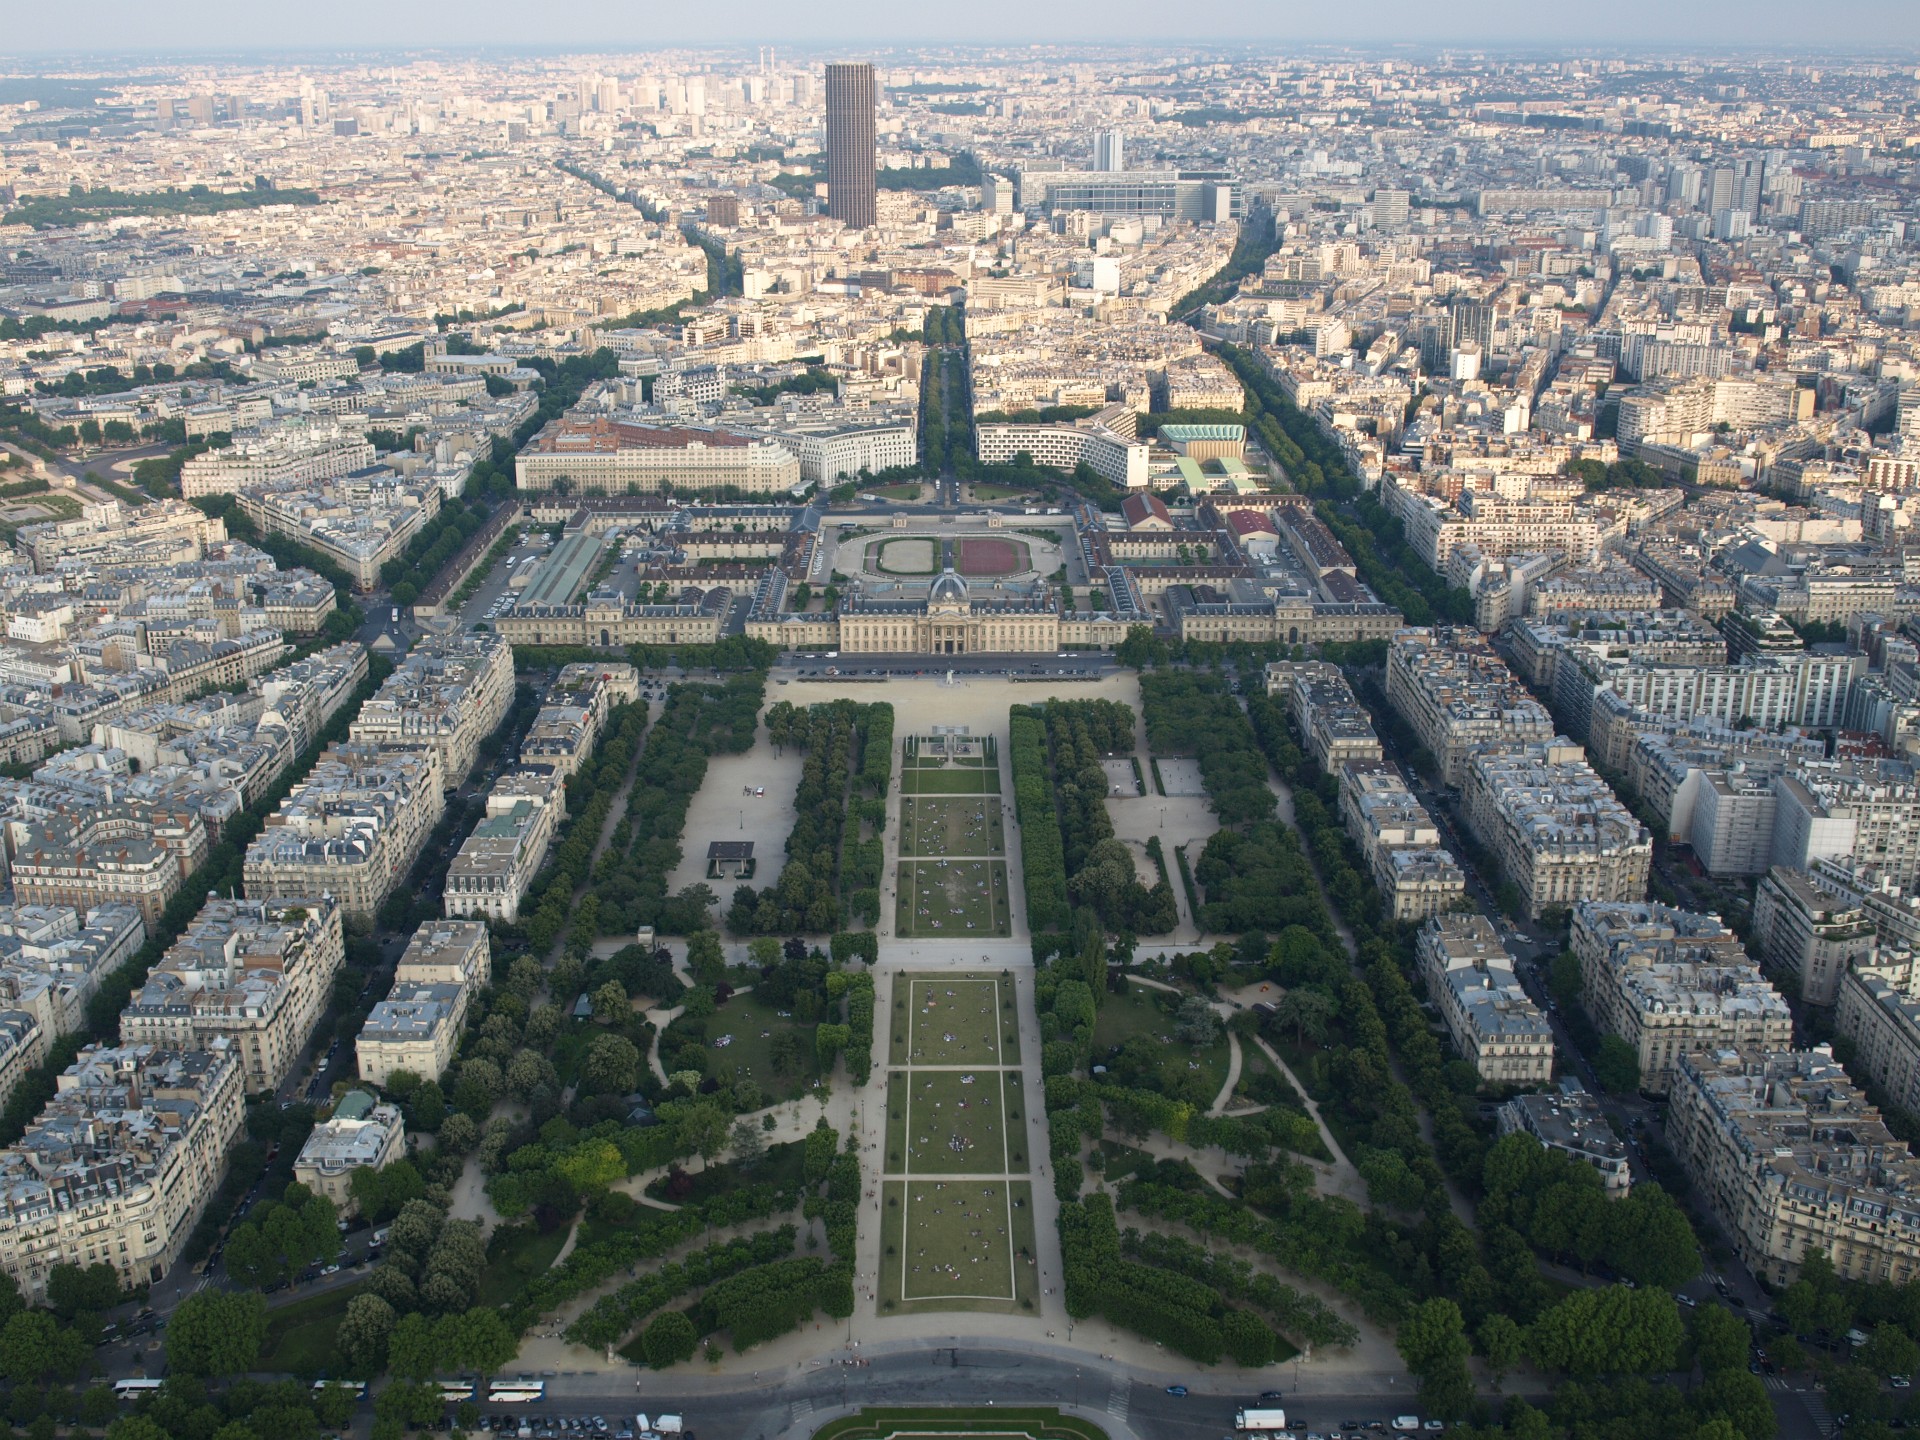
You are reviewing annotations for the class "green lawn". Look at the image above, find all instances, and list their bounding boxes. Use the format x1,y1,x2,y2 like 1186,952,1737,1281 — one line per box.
476,1223,570,1309
259,1283,362,1377
900,767,999,795
901,797,1004,858
898,1069,1009,1174
880,1178,1038,1310
968,484,1037,501
866,483,924,501
901,975,1014,1064
1090,981,1230,1104
897,860,1010,937
661,994,821,1103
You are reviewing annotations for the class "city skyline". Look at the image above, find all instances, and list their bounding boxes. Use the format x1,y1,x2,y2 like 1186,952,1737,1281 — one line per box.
3,0,1920,53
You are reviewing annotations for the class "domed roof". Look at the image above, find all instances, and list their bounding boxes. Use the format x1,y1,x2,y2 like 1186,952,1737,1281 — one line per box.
928,568,970,604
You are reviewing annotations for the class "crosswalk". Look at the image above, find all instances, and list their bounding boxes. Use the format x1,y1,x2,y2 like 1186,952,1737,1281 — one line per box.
789,1398,815,1428
1764,1378,1834,1437
1106,1386,1130,1422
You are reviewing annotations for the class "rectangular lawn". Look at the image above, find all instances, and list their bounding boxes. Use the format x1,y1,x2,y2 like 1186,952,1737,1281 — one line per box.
899,1069,1008,1175
900,767,1000,795
901,797,1005,858
903,975,1011,1064
897,859,1009,937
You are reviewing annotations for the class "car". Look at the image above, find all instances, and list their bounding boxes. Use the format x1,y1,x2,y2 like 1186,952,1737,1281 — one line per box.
1894,1376,1912,1389
1260,1393,1285,1404
1675,1293,1698,1307
1165,1387,1188,1397
1424,1425,1446,1434
321,1263,341,1275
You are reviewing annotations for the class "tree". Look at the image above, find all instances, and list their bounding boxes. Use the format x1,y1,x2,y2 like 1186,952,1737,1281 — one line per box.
1173,995,1221,1046
676,1102,730,1170
335,1293,396,1373
1397,1297,1473,1418
1690,1303,1753,1376
0,1312,57,1384
1593,1035,1641,1094
46,1261,120,1318
592,980,628,1022
1273,987,1337,1047
686,931,727,988
729,1117,767,1169
165,1290,268,1377
583,1033,641,1095
387,1312,438,1381
1478,1313,1524,1387
1862,1323,1920,1381
642,1311,697,1368
445,1307,517,1375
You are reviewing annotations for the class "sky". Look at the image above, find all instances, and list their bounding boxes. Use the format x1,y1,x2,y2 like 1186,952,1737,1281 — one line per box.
3,0,1919,56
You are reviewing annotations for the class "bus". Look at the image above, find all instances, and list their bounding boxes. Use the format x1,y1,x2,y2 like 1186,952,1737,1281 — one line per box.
313,1381,369,1401
114,1380,164,1400
438,1381,477,1404
487,1382,546,1404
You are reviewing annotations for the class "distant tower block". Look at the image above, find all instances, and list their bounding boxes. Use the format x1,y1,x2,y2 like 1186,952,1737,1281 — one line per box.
824,62,877,230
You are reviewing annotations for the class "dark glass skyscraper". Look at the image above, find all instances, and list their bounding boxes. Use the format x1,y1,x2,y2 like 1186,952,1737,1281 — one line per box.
824,62,876,230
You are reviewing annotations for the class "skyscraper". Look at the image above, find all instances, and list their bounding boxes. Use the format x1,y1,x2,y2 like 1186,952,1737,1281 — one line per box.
1093,129,1125,171
824,63,876,231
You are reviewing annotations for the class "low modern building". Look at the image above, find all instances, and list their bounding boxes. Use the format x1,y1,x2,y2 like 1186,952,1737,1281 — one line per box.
1417,914,1555,1086
1497,1078,1632,1194
293,1091,406,1214
1751,866,1878,1005
514,417,803,495
0,1043,244,1298
1667,1046,1920,1286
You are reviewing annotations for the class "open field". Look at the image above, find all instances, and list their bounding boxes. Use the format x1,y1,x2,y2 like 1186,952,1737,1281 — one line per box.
897,974,1017,1064
955,536,1027,575
897,859,1010,937
901,796,1004,858
875,537,937,574
891,1068,1010,1173
899,766,999,796
660,993,822,1103
878,968,1036,1318
1090,980,1230,1102
662,717,802,898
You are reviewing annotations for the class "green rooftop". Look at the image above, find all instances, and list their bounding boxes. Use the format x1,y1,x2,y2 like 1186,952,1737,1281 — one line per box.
1160,423,1246,441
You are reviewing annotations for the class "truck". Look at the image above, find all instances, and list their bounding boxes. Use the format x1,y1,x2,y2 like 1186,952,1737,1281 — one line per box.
1236,1411,1288,1432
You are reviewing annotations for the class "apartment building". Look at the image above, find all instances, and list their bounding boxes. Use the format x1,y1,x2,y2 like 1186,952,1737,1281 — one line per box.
346,630,513,790
18,499,227,571
1338,759,1466,921
1417,914,1554,1086
1772,760,1920,890
356,984,465,1087
973,418,1150,491
1265,661,1383,771
443,797,554,923
0,905,146,1051
1460,739,1652,918
0,1043,244,1298
1497,1078,1632,1194
1668,1046,1920,1287
293,1090,405,1214
1835,967,1920,1118
1573,900,1793,1094
1751,866,1879,1005
119,897,343,1095
7,806,208,927
393,919,491,990
242,742,445,921
514,417,802,494
1385,627,1556,787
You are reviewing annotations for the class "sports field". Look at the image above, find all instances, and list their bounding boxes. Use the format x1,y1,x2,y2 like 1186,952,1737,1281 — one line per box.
878,972,1038,1315
897,859,1010,936
901,796,1005,858
955,536,1027,576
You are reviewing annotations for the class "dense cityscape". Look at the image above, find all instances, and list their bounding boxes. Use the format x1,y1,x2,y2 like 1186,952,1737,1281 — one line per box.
0,32,1916,1440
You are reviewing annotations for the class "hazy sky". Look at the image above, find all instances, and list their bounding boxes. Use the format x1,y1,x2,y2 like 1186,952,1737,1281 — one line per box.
5,0,1919,56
